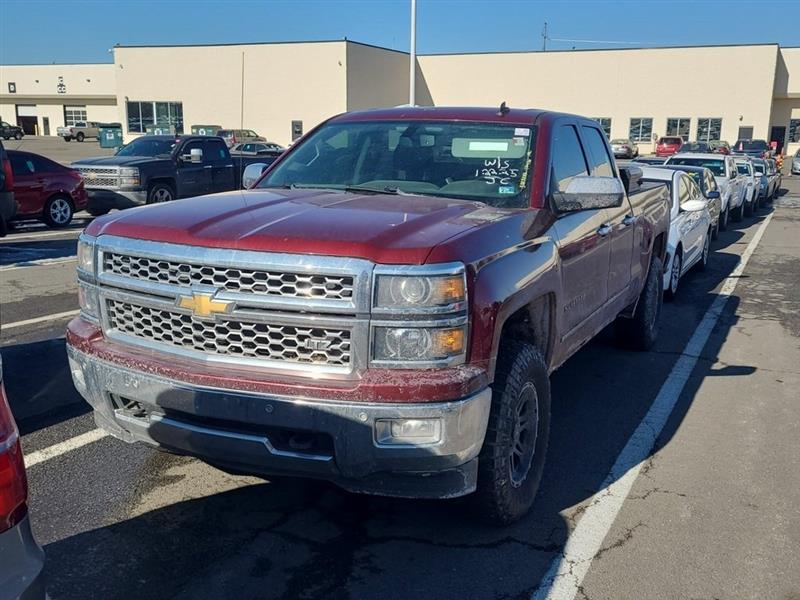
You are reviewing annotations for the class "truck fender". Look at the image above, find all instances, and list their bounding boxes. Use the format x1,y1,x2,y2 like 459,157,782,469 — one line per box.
469,236,561,380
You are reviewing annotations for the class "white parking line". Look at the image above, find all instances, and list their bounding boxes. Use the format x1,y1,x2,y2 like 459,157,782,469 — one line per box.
533,212,774,600
3,310,80,330
0,256,77,271
24,428,109,469
0,229,83,243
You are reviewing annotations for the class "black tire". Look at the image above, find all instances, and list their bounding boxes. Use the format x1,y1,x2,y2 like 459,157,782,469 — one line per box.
42,195,74,228
616,256,663,350
733,198,745,222
665,249,681,301
473,341,551,525
64,136,72,142
0,216,7,238
696,230,710,272
147,182,175,204
744,193,754,217
711,219,719,241
14,132,22,140
719,205,729,231
76,132,85,142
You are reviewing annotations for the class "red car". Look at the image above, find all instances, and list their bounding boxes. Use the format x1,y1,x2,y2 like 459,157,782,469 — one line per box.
8,150,86,228
655,136,683,157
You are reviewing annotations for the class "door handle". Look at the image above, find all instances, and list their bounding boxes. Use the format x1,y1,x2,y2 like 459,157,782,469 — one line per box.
622,214,636,226
203,165,214,169
597,224,613,237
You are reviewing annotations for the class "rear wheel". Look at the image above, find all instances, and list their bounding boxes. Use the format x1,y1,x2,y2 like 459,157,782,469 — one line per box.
14,132,22,140
733,198,745,222
42,195,74,228
76,132,85,142
473,341,551,525
616,255,663,350
697,230,710,271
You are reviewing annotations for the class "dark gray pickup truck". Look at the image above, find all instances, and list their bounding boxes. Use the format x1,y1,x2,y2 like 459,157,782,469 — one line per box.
72,135,244,216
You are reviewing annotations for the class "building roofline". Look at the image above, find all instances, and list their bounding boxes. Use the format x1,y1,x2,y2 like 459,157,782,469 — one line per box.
0,62,113,67
420,42,781,57
112,38,408,54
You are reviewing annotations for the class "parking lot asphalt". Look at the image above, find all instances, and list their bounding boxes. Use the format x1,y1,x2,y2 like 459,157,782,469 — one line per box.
3,135,116,165
1,175,799,600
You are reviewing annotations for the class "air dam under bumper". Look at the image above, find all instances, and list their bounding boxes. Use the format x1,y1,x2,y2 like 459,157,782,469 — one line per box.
67,347,492,499
87,189,147,212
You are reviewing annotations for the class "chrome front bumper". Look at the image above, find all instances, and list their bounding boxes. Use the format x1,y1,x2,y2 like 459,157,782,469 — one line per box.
67,347,492,498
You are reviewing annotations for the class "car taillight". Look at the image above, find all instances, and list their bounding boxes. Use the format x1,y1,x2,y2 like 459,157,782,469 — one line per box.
0,367,28,533
2,157,13,190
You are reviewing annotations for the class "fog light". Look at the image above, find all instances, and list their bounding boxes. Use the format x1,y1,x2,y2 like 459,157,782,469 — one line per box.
375,418,442,445
68,358,87,394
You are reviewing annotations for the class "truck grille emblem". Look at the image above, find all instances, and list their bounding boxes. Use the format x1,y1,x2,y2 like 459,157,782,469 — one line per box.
176,291,233,319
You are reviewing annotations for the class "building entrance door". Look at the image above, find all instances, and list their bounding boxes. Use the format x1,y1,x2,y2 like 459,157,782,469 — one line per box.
15,105,38,135
770,126,786,155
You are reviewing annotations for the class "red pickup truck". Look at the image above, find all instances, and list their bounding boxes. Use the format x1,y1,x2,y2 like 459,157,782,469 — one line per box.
67,107,669,523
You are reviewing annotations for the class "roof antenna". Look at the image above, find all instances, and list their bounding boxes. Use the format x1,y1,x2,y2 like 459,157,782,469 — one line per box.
498,101,510,116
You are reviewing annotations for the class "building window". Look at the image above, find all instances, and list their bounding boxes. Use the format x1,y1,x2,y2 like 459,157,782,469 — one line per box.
666,118,691,141
697,118,722,143
789,119,800,144
64,105,87,127
593,118,611,138
629,118,653,142
126,101,183,134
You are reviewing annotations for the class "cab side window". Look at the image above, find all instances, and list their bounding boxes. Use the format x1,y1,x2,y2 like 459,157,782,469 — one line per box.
204,139,229,163
580,126,614,177
550,124,589,194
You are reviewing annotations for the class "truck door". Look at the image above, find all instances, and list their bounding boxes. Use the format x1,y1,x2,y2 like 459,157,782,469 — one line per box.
176,140,210,198
580,125,635,304
550,123,611,336
204,138,236,192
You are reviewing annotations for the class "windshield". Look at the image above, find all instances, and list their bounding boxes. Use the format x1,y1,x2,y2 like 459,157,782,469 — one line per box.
257,120,536,208
668,157,725,176
734,140,768,151
116,137,178,157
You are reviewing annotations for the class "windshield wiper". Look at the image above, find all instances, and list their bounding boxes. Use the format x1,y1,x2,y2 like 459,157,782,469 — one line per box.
342,185,399,195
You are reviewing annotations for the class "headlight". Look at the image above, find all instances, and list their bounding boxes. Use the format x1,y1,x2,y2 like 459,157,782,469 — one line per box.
119,167,140,187
374,268,466,311
77,236,96,277
77,280,100,320
372,324,466,364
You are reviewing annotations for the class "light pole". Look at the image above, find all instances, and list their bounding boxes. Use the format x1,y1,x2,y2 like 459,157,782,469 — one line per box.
409,0,416,105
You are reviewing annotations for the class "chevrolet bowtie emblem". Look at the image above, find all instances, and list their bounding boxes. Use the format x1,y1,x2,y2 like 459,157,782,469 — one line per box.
176,291,232,319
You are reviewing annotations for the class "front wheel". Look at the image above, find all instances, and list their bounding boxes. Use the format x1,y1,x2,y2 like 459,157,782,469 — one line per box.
473,341,551,525
76,132,85,142
697,231,710,271
14,132,22,140
147,183,175,203
665,250,682,301
63,136,72,142
42,195,74,228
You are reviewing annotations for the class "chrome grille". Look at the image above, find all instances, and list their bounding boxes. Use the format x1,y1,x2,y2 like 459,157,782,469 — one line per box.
106,298,351,367
77,167,119,188
103,252,354,300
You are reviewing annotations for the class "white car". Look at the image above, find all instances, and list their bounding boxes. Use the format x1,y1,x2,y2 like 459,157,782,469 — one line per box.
734,157,760,216
639,166,712,299
665,153,746,229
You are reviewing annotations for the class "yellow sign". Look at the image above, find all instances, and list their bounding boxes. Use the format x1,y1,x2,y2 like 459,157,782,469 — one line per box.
177,292,232,319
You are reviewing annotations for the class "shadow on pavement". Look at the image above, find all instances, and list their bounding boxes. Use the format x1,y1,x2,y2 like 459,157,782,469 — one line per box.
38,209,770,599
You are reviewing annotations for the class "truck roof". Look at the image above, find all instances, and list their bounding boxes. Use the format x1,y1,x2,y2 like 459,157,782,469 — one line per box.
332,105,572,126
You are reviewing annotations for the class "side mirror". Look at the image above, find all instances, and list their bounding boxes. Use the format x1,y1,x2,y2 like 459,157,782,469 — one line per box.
705,190,721,200
680,199,707,213
729,171,737,180
551,176,625,213
181,148,203,163
242,162,268,188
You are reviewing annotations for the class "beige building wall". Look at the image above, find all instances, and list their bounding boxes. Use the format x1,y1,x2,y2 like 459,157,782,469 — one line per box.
0,64,117,134
418,45,780,151
773,47,800,155
114,41,350,145
345,43,409,111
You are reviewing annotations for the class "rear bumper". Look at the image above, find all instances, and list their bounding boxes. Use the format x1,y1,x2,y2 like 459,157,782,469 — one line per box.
0,190,17,221
87,189,147,212
0,515,46,600
67,346,492,499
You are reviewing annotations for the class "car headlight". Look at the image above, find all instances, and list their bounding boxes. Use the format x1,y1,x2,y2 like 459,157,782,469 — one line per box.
77,280,100,321
77,235,96,278
374,267,466,311
372,325,466,364
119,167,140,187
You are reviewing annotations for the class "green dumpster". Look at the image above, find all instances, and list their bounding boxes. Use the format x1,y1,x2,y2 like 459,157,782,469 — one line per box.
191,124,222,136
145,124,176,136
98,127,123,149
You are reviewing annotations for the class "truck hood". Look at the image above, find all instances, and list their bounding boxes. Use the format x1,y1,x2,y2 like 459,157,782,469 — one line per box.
85,188,516,264
72,155,171,168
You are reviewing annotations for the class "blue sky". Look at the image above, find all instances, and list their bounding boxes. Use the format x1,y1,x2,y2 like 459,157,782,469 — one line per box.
1,0,798,64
